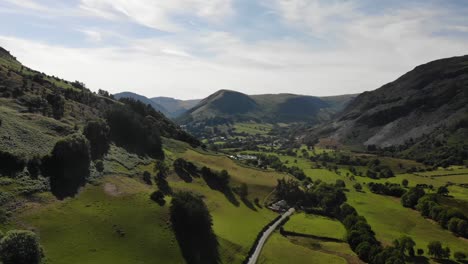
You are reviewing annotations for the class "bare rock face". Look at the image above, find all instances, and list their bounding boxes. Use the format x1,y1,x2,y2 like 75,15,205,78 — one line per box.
320,55,468,148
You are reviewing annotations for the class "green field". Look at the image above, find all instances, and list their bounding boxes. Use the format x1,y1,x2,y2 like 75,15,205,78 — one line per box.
260,233,347,264
283,213,346,240
233,123,273,135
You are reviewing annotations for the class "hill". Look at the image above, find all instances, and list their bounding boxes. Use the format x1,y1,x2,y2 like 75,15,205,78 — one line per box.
179,89,356,125
308,55,468,166
114,91,168,115
151,96,200,118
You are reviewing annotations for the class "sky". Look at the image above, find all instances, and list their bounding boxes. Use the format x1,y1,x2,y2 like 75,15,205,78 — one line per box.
0,0,467,100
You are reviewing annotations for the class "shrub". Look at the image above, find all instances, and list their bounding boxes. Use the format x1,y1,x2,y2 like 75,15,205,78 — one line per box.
0,230,42,264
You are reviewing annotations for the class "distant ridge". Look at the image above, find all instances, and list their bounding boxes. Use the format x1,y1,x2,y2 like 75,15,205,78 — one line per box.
178,89,357,125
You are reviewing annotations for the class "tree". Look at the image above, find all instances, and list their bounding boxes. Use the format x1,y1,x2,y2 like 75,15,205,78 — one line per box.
83,120,110,160
427,241,444,259
0,151,25,176
401,187,425,208
394,236,415,257
402,179,409,188
27,156,41,179
150,190,165,206
335,179,346,188
170,192,219,264
0,230,42,264
46,92,65,120
95,160,104,173
41,134,90,199
417,248,424,256
353,183,362,191
454,251,466,261
237,183,248,198
437,186,449,196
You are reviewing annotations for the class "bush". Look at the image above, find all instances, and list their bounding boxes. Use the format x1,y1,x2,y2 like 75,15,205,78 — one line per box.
0,151,25,176
0,230,42,264
41,134,90,199
83,120,110,160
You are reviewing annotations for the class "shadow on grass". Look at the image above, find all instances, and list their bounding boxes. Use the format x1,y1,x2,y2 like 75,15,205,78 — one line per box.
241,197,257,211
175,167,193,183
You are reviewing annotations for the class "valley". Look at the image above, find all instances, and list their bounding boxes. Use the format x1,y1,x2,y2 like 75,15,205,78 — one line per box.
0,46,467,264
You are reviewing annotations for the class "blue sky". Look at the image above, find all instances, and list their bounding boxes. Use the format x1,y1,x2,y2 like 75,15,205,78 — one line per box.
0,0,467,99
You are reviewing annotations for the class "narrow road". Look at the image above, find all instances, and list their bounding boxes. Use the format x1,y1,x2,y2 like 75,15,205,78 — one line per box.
247,208,295,264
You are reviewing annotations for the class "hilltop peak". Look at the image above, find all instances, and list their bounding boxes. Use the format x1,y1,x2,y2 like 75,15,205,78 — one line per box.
0,46,17,60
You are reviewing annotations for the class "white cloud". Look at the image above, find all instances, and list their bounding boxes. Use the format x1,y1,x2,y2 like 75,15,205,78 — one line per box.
79,0,234,32
0,0,467,100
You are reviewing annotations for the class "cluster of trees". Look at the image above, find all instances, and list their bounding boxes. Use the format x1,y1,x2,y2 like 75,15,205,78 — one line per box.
401,187,426,208
368,182,407,197
275,179,346,215
339,203,411,263
105,104,164,159
0,230,42,264
118,98,200,147
415,195,467,238
170,192,219,264
366,159,394,179
309,153,367,166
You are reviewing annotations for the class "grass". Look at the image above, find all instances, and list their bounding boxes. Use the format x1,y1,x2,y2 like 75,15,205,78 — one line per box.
346,187,468,255
283,213,346,240
0,102,71,156
17,176,184,264
259,233,347,264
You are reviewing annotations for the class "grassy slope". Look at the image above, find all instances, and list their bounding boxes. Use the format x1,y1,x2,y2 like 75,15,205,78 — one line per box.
4,140,299,264
20,177,184,264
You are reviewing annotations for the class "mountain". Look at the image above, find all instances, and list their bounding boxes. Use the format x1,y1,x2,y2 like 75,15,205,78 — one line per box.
309,55,468,165
179,89,357,125
151,96,200,118
114,91,168,114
